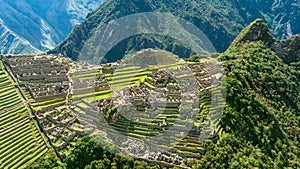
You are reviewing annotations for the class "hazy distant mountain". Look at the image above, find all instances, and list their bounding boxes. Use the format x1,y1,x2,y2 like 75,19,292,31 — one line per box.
50,0,299,62
0,19,41,54
0,0,102,54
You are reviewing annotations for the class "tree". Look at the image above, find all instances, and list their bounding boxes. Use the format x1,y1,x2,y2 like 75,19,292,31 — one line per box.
66,137,104,169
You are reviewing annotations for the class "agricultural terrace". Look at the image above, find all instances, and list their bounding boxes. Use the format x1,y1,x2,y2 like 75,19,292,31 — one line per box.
73,50,225,164
0,51,225,167
0,59,48,169
3,55,84,161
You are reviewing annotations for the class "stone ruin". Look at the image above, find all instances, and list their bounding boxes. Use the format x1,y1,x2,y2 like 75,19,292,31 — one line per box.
122,139,187,167
3,55,70,102
27,82,69,102
71,74,110,96
37,107,85,158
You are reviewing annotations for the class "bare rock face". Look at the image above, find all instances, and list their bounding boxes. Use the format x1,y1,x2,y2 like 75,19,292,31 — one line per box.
0,0,102,54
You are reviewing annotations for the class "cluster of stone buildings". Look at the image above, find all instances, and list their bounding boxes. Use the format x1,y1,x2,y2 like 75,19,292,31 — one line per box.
4,55,70,102
3,55,86,161
71,73,110,97
36,107,85,154
1,53,223,166
123,139,187,167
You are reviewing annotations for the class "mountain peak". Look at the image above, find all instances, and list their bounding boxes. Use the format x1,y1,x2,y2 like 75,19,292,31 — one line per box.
229,19,275,47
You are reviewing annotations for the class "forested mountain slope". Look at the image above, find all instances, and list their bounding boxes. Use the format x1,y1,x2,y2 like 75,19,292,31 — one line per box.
50,0,300,62
193,19,300,168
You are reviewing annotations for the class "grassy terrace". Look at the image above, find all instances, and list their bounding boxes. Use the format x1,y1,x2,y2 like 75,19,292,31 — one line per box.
71,68,113,104
4,55,87,161
31,97,66,111
107,63,187,91
71,62,186,110
0,52,221,166
106,66,151,91
0,60,48,169
71,61,213,158
20,85,35,102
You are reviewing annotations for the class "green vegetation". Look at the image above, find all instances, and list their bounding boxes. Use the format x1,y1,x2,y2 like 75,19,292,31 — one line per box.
50,0,299,62
190,35,300,168
0,60,48,169
1,19,299,169
29,136,161,169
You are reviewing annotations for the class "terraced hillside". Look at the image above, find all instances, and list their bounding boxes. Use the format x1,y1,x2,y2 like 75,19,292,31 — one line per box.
0,58,48,169
0,50,224,168
2,55,85,161
70,50,225,165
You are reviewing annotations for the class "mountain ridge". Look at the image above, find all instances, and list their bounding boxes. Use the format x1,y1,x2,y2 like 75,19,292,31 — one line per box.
229,18,300,77
0,0,102,54
50,0,299,62
0,20,41,54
